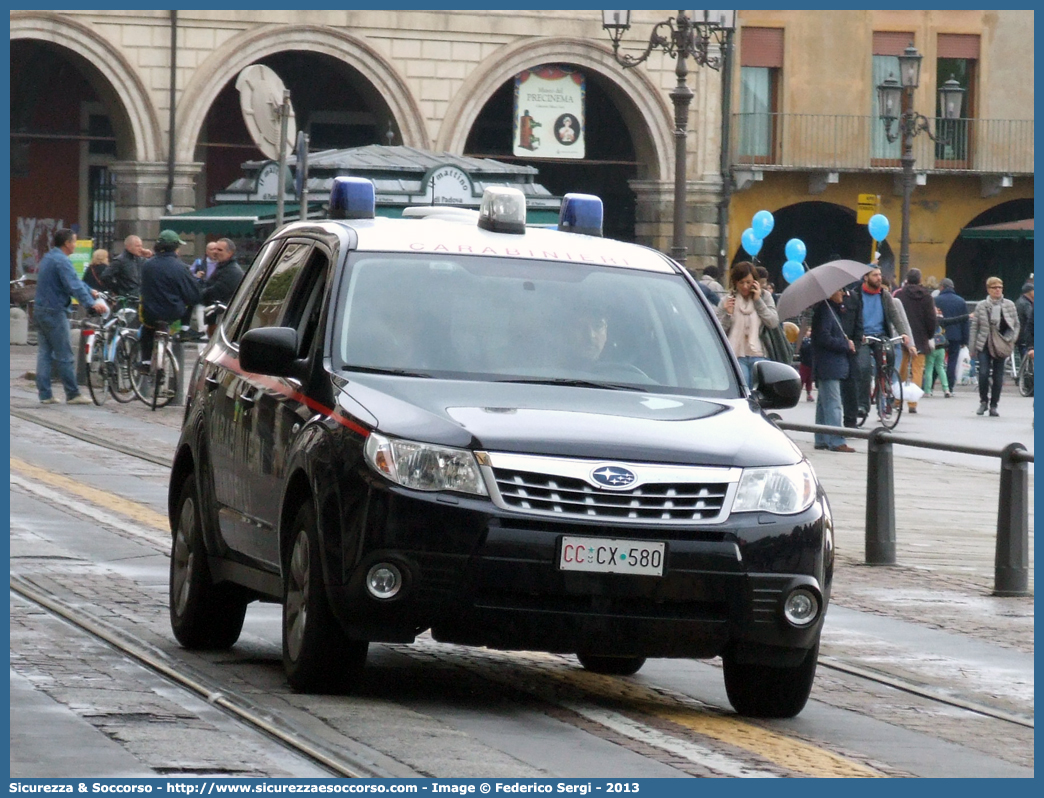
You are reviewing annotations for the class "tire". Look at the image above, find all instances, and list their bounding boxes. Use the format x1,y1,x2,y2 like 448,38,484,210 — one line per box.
84,331,109,405
128,338,151,405
151,341,179,410
722,643,820,719
877,369,902,429
1018,358,1033,397
169,473,248,649
282,501,368,693
109,333,137,403
577,654,646,676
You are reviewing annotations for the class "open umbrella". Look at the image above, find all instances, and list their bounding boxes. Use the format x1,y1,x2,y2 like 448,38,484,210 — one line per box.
775,259,873,321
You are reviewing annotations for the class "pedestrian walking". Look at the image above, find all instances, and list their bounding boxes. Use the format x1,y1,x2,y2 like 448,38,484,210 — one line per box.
798,335,814,402
812,290,856,452
837,284,863,426
33,228,108,405
1015,282,1034,360
715,260,780,386
102,234,152,300
922,308,950,397
894,269,938,414
968,276,1019,417
700,265,727,301
82,249,109,292
933,278,970,391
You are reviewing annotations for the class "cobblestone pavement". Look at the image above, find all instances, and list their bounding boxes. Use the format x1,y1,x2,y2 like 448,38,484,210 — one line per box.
9,341,1035,776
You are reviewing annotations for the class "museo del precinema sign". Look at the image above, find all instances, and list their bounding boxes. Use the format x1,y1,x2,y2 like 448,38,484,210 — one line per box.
513,65,586,160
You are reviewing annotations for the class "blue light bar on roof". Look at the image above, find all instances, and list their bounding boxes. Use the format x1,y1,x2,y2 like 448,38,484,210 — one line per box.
558,193,603,237
329,177,376,220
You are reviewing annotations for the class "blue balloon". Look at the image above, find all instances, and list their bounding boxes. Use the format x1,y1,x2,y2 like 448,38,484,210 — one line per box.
741,227,762,257
868,213,890,242
751,210,775,240
784,238,806,263
782,259,805,284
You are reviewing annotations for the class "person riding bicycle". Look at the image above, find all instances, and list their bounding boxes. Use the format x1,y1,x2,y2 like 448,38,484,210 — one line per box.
138,230,202,368
858,265,912,418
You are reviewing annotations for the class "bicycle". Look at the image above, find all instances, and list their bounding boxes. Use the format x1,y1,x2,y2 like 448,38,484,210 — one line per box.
83,293,139,405
1017,349,1034,397
855,334,905,430
129,321,180,411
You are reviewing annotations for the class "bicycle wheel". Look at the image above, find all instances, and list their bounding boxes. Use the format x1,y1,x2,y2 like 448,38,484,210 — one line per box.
84,331,109,405
151,343,179,410
109,332,138,403
128,338,153,405
1018,357,1034,397
876,369,903,430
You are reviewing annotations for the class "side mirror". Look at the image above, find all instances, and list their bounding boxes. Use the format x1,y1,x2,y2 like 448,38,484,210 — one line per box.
240,326,300,378
750,360,802,409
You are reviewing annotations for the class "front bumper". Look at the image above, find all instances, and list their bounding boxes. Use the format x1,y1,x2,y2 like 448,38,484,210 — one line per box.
327,484,832,659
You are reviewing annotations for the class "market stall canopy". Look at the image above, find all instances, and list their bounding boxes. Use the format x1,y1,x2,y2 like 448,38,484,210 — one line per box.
960,218,1034,240
159,202,321,236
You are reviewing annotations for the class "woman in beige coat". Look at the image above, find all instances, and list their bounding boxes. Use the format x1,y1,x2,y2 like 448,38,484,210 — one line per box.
715,261,780,386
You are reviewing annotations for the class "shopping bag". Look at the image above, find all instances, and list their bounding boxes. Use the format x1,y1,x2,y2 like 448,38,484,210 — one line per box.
901,380,924,402
956,346,972,384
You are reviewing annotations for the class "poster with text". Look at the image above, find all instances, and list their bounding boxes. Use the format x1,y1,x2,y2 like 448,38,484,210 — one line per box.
513,66,585,160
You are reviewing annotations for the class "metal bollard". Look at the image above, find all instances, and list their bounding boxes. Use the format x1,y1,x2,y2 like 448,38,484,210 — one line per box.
994,443,1030,596
864,427,896,565
171,338,188,407
73,327,88,384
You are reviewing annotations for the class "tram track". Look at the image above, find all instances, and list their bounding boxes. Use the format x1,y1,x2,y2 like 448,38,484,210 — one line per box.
8,407,1034,777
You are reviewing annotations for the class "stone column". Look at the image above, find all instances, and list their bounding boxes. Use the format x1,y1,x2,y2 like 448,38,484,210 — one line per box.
109,160,203,245
630,178,722,275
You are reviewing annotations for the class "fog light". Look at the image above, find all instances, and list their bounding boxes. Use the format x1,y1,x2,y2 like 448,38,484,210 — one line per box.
366,563,402,600
783,588,819,627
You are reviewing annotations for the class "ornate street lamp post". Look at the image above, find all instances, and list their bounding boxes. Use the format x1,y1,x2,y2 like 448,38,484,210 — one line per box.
602,10,736,266
876,43,965,284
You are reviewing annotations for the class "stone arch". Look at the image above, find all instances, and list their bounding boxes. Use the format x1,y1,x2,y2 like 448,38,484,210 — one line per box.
436,38,672,182
10,11,163,162
177,25,428,163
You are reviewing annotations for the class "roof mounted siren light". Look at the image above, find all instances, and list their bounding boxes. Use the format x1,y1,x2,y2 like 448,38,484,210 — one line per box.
329,176,376,220
478,186,527,235
558,193,603,237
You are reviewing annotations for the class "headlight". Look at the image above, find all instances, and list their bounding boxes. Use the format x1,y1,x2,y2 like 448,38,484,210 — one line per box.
364,432,487,495
732,461,817,515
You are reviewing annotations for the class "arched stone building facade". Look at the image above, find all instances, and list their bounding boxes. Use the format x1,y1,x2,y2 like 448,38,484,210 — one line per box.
9,10,729,277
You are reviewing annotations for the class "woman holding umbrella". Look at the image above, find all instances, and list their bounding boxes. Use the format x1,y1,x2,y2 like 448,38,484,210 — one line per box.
715,261,780,386
812,289,857,452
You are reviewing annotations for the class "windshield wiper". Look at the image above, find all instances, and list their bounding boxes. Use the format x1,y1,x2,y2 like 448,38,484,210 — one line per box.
495,377,642,391
344,365,433,378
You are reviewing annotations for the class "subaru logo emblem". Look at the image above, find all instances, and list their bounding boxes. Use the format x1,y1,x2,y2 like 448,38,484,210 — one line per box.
590,465,637,489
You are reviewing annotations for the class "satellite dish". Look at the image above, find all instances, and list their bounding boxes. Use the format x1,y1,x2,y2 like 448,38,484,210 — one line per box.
235,64,296,161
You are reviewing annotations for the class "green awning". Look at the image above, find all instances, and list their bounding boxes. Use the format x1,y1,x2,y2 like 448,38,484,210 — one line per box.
160,203,309,236
960,219,1034,240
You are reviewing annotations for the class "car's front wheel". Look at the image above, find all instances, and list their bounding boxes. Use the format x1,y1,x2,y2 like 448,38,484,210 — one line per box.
576,654,646,676
282,500,368,693
169,473,248,649
722,643,819,718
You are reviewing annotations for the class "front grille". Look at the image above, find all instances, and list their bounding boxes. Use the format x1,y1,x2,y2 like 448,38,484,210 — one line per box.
491,468,730,523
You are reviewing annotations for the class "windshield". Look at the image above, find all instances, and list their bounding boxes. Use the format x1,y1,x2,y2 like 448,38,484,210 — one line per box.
334,253,738,396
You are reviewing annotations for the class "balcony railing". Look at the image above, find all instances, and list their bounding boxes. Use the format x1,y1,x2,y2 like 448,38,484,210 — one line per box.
731,114,1033,175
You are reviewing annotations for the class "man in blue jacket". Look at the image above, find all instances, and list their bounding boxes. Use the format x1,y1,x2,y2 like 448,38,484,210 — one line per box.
138,230,202,366
34,228,109,404
934,278,970,391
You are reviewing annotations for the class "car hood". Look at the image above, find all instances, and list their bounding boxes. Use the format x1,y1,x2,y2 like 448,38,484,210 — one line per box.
336,374,802,467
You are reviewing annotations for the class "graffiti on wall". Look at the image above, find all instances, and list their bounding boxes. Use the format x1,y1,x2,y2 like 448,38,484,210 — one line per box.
16,217,65,275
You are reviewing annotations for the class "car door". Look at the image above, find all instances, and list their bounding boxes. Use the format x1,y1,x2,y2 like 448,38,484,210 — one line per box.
223,239,324,567
200,239,279,527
